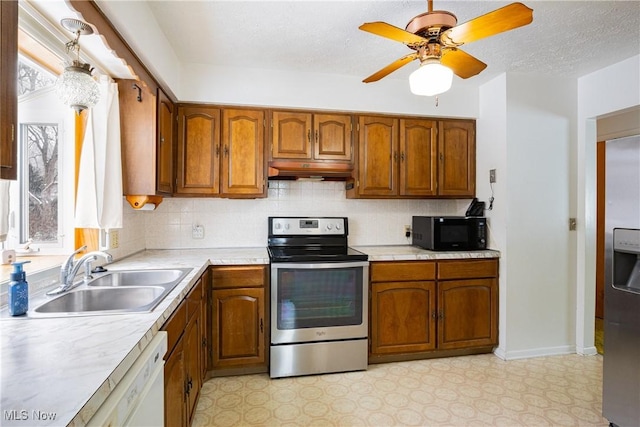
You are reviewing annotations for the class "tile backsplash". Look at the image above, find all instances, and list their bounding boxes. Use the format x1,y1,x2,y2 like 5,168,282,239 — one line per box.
118,181,470,250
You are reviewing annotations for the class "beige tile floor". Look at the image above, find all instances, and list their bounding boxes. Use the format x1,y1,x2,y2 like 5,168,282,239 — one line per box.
193,354,608,427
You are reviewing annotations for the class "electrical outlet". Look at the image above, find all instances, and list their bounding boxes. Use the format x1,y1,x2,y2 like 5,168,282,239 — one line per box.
404,225,411,238
192,225,205,239
109,230,119,249
489,169,496,183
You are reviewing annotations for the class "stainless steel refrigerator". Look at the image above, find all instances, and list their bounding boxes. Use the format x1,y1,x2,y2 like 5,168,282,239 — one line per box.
602,135,640,427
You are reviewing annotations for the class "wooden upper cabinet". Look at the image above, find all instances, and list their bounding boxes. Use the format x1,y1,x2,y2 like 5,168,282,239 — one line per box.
156,89,174,194
270,111,352,161
176,106,221,195
1,0,18,180
314,114,352,161
357,115,398,196
221,108,265,197
438,120,476,197
118,80,158,196
400,119,437,197
271,111,312,159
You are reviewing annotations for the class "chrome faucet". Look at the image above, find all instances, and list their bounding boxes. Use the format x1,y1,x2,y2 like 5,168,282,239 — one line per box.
47,246,113,295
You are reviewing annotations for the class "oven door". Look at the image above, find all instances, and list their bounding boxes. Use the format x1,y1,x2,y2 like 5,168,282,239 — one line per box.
270,261,369,345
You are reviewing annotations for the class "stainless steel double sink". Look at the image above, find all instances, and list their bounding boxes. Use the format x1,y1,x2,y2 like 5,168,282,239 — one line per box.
30,268,192,317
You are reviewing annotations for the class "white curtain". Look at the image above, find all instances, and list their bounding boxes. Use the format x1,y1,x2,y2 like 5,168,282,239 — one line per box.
74,77,123,229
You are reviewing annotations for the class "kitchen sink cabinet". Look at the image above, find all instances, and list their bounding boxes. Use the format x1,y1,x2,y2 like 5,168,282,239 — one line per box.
1,0,18,180
369,258,498,363
270,111,353,161
210,265,268,375
349,116,474,199
161,274,207,427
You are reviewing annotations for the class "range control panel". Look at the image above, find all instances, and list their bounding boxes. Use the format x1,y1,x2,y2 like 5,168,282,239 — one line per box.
269,217,347,236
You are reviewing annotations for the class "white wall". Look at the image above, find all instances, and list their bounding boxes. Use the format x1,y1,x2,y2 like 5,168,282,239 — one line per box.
477,74,508,354
477,72,577,359
575,55,640,354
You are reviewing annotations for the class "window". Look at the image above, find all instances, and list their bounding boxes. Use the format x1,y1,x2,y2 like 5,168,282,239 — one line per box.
20,122,59,244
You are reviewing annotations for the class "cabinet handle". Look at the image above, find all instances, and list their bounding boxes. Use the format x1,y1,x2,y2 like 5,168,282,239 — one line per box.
439,153,444,162
393,152,398,162
160,136,165,144
432,312,437,319
307,129,311,142
401,152,405,162
188,378,193,391
224,146,229,156
438,312,444,320
315,130,319,143
260,318,263,333
202,337,207,348
215,146,220,157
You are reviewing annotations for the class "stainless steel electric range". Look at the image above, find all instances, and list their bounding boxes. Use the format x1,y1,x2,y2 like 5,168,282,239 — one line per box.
267,217,369,378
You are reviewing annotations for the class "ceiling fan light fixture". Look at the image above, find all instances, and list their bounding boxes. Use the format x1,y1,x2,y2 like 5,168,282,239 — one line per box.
409,58,453,96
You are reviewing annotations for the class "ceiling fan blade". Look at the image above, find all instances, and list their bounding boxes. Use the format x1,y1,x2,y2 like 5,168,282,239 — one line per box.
359,22,426,45
441,49,487,79
440,2,533,46
363,53,418,83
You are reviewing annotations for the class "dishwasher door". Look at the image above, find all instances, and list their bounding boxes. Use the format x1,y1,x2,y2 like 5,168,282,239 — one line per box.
87,331,168,427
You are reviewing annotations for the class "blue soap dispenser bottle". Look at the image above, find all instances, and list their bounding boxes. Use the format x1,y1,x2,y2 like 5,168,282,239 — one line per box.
8,260,31,316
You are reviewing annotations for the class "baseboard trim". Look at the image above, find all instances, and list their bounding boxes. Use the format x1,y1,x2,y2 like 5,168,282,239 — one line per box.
495,345,576,360
577,346,599,356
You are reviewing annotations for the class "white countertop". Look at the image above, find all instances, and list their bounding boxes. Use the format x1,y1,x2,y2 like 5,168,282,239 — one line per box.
0,245,497,426
0,248,268,427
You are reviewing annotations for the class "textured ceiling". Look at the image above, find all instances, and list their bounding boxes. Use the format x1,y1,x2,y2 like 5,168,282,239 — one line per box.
142,0,640,86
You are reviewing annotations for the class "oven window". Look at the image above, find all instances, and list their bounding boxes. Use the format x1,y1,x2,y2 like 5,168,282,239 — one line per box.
276,267,363,329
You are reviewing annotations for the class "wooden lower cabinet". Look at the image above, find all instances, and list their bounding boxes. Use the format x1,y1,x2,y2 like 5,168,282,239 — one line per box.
162,273,208,427
369,258,498,362
210,265,268,375
371,281,436,354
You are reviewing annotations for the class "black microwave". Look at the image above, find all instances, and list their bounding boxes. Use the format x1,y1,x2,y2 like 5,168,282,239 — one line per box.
412,216,487,251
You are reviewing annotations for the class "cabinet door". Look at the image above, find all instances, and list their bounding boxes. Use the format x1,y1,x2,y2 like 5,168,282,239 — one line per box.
118,80,158,195
201,268,211,381
438,120,475,197
271,111,312,160
157,89,174,194
221,109,265,196
400,119,437,196
358,116,398,196
176,106,221,195
212,288,266,369
370,281,436,355
437,278,497,350
314,114,352,161
164,341,186,427
0,0,18,180
184,310,202,425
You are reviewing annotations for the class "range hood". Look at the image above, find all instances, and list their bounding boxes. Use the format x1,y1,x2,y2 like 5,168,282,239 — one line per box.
268,160,354,180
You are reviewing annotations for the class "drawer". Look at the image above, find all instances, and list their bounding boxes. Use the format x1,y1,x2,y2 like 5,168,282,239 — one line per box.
161,301,187,357
211,265,266,289
437,259,498,280
370,261,436,282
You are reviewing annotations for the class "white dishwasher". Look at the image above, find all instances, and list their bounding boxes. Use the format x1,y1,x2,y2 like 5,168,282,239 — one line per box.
88,331,167,427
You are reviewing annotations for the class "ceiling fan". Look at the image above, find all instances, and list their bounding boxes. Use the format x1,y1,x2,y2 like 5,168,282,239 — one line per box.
359,1,533,96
